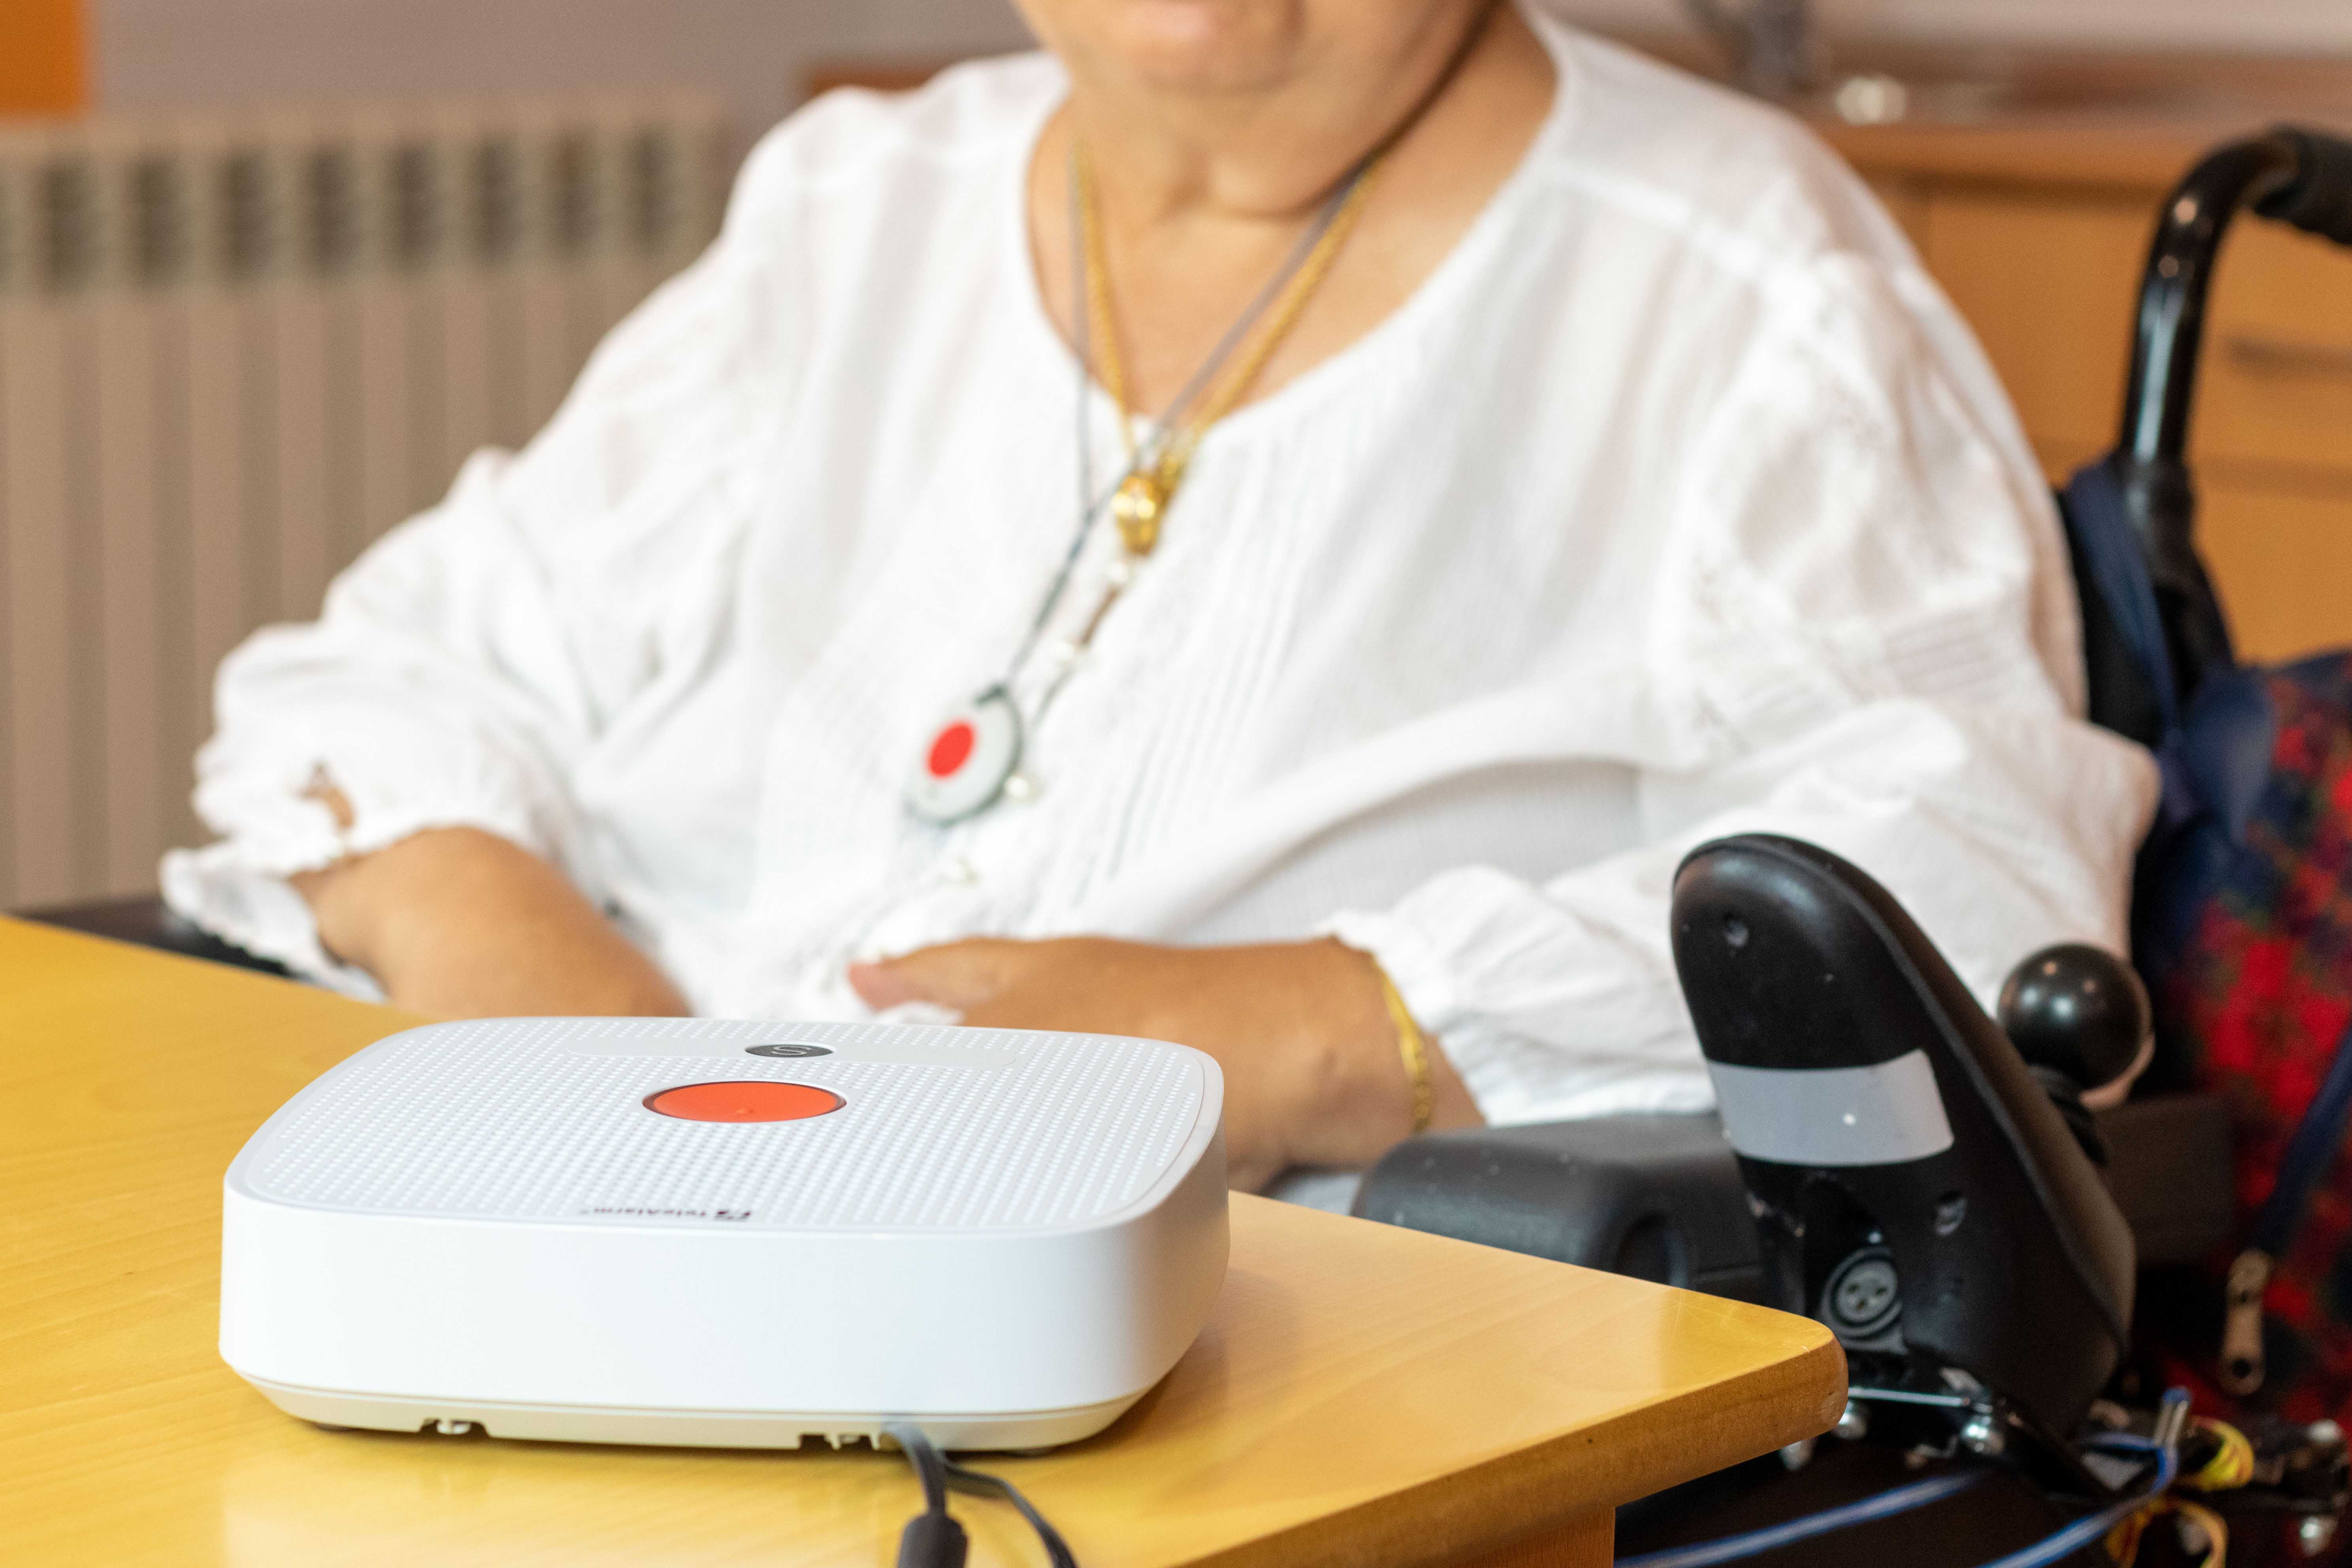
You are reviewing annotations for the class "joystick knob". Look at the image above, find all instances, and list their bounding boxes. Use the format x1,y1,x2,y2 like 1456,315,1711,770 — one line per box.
1997,944,2152,1106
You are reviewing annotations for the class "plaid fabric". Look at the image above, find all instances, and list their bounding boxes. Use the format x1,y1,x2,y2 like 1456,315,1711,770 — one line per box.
2147,653,2352,1425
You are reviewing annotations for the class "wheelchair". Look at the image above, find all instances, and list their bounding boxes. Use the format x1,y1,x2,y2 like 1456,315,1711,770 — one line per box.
20,119,2352,1568
1350,126,2352,1566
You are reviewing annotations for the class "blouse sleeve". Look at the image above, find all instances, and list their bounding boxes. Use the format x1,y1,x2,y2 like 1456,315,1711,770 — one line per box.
1324,253,2160,1127
159,129,811,987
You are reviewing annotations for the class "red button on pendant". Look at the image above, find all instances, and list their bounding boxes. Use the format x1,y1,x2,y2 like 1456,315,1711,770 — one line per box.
643,1081,845,1123
905,688,1022,824
927,721,977,778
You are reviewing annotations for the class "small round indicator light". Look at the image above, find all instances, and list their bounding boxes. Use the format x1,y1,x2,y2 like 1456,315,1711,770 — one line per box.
643,1081,845,1123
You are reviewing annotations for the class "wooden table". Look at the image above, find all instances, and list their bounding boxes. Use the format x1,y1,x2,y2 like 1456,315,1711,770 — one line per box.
4,916,1843,1566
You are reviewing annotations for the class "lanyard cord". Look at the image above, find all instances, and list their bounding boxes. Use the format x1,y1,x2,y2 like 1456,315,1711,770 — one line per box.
1079,139,1373,462
1001,0,1503,691
1000,154,1365,691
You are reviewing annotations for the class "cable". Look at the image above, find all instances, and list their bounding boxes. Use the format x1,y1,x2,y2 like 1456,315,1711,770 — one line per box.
1975,1441,2180,1568
946,1461,1080,1568
1620,1389,2197,1568
885,1424,968,1568
1967,1390,2190,1568
2184,1419,2256,1493
883,1423,1081,1568
1615,1469,1993,1568
2109,1494,2229,1568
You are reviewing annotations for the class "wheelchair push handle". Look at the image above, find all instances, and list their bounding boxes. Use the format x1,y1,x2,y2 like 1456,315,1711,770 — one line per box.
2124,123,2352,472
2099,123,2352,706
2256,126,2352,248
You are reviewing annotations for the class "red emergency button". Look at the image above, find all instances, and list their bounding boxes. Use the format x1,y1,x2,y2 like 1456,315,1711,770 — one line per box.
643,1081,845,1123
927,719,977,778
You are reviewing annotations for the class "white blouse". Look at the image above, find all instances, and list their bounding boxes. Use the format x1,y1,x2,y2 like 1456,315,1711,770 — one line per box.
164,9,2159,1134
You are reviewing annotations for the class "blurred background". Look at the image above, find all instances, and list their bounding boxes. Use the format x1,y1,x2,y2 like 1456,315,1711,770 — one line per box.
1,0,2348,914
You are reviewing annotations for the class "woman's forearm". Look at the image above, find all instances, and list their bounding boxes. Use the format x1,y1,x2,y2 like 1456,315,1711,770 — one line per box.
292,827,688,1019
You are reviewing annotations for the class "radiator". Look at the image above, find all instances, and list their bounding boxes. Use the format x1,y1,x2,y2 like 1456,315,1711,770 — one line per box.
0,95,730,911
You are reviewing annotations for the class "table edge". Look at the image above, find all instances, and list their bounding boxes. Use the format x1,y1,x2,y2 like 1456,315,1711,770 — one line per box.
1183,1332,1846,1568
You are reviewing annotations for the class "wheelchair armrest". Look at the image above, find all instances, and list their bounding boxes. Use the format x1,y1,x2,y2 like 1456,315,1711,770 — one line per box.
16,895,292,978
1354,1094,2233,1293
1350,1113,1768,1301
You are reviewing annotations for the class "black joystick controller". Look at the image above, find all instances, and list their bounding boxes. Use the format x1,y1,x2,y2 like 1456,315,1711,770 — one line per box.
1998,944,2152,1096
1997,944,2153,1164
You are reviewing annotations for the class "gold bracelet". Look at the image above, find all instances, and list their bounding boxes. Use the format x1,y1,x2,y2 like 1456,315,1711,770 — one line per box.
1373,966,1435,1137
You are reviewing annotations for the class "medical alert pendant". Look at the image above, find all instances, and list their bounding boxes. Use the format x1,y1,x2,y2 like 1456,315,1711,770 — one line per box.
905,686,1025,823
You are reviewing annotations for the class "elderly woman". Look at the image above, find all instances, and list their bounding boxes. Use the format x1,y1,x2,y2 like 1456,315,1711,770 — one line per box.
167,0,2155,1196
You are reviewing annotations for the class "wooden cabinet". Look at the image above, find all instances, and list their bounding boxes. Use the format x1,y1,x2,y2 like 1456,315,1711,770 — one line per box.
1916,188,2150,471
2202,225,2352,481
1843,124,2352,661
2203,479,2352,659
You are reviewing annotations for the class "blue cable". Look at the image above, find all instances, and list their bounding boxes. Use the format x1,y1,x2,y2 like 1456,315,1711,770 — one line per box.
1974,1419,2183,1568
1620,1390,2194,1568
2250,1017,2352,1258
1616,1470,1993,1568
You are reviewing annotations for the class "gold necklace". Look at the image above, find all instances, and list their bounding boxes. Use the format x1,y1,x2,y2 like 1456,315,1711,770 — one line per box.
1075,138,1388,557
904,136,1389,827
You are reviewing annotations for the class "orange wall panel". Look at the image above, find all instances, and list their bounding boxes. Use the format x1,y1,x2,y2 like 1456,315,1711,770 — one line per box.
0,0,87,117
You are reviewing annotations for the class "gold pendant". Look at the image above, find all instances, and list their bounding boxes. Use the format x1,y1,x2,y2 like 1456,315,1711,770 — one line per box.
1111,470,1166,556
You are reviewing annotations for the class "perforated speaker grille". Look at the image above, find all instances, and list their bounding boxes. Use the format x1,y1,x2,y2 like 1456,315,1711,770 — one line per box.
234,1018,1211,1232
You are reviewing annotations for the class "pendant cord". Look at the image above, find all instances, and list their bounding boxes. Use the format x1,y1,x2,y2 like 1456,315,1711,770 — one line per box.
1000,146,1358,688
912,0,1501,823
995,0,1500,709
1082,0,1501,462
1079,142,1379,533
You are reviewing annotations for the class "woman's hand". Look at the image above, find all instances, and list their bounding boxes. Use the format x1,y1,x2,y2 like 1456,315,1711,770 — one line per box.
848,936,1480,1191
293,827,689,1020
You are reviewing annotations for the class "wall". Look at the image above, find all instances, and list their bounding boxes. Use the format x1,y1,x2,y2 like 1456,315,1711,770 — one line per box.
1554,0,2352,54
92,0,1035,138
84,0,2352,145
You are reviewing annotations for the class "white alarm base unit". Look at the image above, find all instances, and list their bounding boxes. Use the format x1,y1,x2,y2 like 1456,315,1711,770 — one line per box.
220,1017,1228,1452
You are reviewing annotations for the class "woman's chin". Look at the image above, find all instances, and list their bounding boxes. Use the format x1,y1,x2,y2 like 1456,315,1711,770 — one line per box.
1095,0,1308,94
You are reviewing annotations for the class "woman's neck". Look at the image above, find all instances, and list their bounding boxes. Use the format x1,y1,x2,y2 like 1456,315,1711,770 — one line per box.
1027,2,1555,415
1062,1,1505,224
